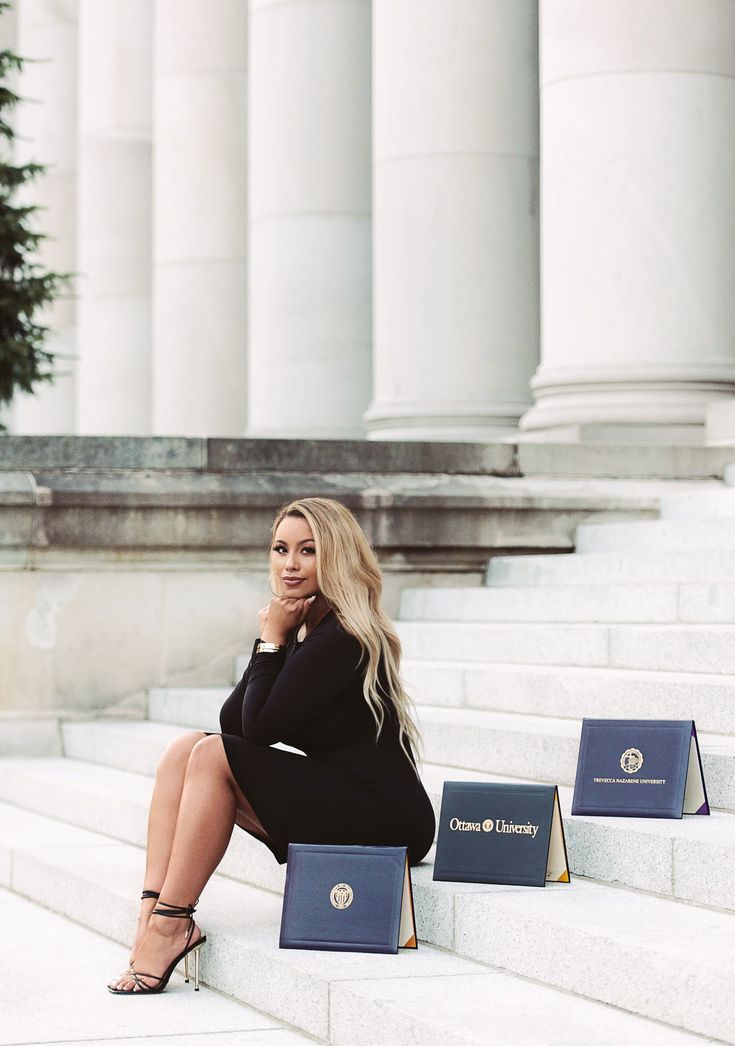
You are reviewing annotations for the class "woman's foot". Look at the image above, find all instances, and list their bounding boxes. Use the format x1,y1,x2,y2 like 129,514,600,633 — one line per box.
111,912,203,993
107,893,160,991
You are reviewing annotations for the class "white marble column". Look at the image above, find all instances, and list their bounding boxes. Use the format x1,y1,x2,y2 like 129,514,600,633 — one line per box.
75,0,152,434
366,0,539,442
247,0,371,439
521,0,735,443
10,0,78,434
152,0,247,436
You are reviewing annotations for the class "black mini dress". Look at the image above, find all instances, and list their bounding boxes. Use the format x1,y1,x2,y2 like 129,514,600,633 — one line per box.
217,610,436,865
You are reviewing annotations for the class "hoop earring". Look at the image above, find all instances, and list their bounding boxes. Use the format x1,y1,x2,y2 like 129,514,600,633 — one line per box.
268,571,280,597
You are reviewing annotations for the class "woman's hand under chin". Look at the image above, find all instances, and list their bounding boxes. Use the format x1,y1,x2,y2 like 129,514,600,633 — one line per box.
260,594,317,644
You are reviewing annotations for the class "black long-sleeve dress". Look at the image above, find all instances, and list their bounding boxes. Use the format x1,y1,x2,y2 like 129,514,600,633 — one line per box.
217,609,436,865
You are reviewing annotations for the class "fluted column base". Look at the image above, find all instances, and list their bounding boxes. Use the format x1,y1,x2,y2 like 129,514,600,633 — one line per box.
706,398,735,446
365,401,531,442
520,365,735,444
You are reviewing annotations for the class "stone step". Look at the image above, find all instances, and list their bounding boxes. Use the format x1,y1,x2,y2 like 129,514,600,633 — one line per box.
0,753,286,896
149,687,225,733
396,620,735,674
144,691,735,811
57,719,312,781
400,582,735,623
417,706,735,812
402,660,735,736
659,489,735,519
155,665,735,740
408,862,735,1043
0,803,472,1042
2,755,734,913
418,765,735,913
2,886,312,1046
62,719,189,776
486,549,735,587
1,803,710,1045
576,517,735,554
139,699,735,813
331,973,715,1046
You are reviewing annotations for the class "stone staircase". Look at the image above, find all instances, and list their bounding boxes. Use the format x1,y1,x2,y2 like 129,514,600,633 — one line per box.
2,487,735,1043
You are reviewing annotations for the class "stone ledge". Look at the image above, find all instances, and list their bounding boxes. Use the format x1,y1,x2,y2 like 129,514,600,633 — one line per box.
517,441,735,479
0,472,50,505
0,438,732,558
0,468,670,556
0,436,206,471
208,438,518,476
0,436,516,476
0,435,734,479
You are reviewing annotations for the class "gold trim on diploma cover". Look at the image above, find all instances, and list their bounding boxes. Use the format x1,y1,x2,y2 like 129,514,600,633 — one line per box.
330,883,353,909
620,748,644,774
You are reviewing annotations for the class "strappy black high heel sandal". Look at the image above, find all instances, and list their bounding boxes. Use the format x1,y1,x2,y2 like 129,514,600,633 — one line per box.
108,890,162,990
108,899,207,995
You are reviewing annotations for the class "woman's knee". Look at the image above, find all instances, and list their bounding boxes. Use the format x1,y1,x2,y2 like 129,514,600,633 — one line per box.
186,733,230,776
157,730,206,776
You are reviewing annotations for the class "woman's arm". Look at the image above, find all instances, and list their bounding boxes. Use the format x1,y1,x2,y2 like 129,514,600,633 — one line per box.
218,639,259,736
220,594,320,739
241,626,362,745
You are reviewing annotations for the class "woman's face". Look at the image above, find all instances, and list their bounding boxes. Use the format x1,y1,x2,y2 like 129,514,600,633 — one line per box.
270,515,320,598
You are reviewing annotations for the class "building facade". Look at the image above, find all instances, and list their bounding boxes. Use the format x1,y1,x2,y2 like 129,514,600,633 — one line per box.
4,0,735,444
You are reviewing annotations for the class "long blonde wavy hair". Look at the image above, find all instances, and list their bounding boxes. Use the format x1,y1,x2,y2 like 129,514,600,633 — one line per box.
270,497,422,769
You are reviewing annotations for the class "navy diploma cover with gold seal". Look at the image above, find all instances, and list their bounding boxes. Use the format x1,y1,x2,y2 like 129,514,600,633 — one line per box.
571,719,710,818
279,843,417,954
432,783,570,887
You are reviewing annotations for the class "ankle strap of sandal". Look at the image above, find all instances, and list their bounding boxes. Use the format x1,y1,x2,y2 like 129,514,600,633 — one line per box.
140,890,160,901
151,899,198,919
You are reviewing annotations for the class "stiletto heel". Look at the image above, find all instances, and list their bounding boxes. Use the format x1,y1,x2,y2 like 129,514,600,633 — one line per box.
183,942,204,989
108,899,207,995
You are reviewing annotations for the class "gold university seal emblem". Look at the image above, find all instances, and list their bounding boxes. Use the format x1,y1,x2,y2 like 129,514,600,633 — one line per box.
620,748,644,774
330,882,353,910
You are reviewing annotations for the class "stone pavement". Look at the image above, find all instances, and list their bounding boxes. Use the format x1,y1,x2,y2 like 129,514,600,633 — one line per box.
2,887,311,1046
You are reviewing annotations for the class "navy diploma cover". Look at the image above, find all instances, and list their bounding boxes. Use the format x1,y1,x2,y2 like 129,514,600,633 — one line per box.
571,719,710,818
279,843,417,954
432,782,571,887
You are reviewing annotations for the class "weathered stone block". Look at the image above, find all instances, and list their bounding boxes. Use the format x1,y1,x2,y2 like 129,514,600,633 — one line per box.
518,442,735,480
207,437,518,475
0,436,205,470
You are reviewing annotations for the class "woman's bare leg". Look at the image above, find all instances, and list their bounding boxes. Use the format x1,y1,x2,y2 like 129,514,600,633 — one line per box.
108,731,206,988
115,735,258,991
142,731,208,897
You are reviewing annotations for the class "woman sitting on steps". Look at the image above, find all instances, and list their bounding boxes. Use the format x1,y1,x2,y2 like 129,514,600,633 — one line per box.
108,496,435,994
